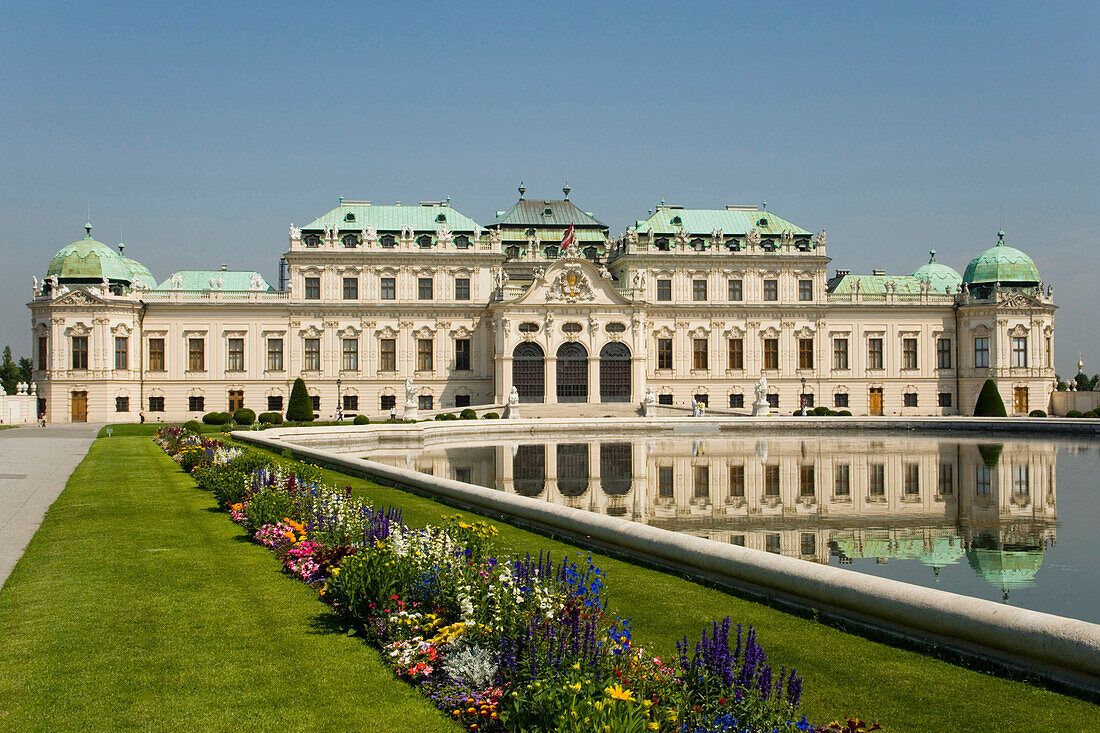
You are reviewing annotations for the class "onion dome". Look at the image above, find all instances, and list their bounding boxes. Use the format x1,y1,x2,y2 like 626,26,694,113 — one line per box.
911,249,962,293
46,223,134,284
962,231,1041,287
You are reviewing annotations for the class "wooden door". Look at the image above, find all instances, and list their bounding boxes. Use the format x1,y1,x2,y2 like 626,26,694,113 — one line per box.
71,391,88,422
869,388,883,416
1013,387,1028,414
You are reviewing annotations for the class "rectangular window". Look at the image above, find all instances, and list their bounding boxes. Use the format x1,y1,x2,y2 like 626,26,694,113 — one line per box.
938,392,953,407
342,338,358,371
728,338,744,370
455,277,470,301
868,338,883,370
304,276,320,300
800,533,816,556
38,336,48,370
800,464,815,496
903,392,918,407
71,336,88,370
976,464,991,495
974,337,989,368
693,465,710,498
728,393,744,408
380,339,396,371
417,338,433,371
903,338,918,370
763,338,779,370
188,396,204,412
188,338,205,371
310,395,320,411
798,279,813,301
731,535,746,546
418,277,433,300
343,395,359,412
766,392,779,409
765,534,781,554
834,392,849,408
1013,464,1030,497
304,338,320,371
227,338,244,371
1045,337,1052,367
115,396,129,412
657,394,673,405
267,395,283,412
380,395,396,410
764,465,780,496
798,338,814,369
869,464,885,496
937,338,952,369
418,394,433,411
693,393,709,407
800,393,814,408
148,396,164,412
148,338,165,371
727,279,742,301
455,338,471,371
454,467,472,485
109,336,127,370
728,464,745,497
267,338,284,371
658,466,674,498
692,279,707,301
763,279,778,301
657,339,673,370
380,276,396,300
835,464,850,496
904,463,920,495
1012,336,1028,367
692,338,708,370
342,277,358,300
833,338,849,370
939,463,954,495
656,279,672,301
455,395,470,407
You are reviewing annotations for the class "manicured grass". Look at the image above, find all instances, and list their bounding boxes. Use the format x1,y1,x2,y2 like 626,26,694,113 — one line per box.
0,436,458,732
295,458,1100,731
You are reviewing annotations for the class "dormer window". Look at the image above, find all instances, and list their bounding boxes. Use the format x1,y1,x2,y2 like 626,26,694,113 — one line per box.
691,238,705,251
584,246,597,260
454,235,470,249
417,234,432,248
655,237,670,251
344,212,356,222
435,213,446,223
671,215,682,225
725,237,740,251
380,234,396,248
506,245,519,259
762,240,776,252
342,234,359,248
797,238,811,251
544,246,559,259
543,207,553,216
758,218,768,227
303,234,321,248
525,227,535,237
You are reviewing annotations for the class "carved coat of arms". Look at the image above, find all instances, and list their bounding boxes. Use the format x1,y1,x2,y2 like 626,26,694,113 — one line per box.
547,267,595,302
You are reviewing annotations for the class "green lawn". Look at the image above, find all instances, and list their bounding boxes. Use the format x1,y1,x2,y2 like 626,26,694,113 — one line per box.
2,434,1096,732
0,436,458,733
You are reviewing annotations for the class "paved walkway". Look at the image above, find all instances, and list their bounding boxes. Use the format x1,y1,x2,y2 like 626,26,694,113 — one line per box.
0,424,100,590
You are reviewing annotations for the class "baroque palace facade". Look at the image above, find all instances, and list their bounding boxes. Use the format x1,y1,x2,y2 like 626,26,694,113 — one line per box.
29,188,1056,423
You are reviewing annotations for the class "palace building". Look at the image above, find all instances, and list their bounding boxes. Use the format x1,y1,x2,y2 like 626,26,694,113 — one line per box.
29,187,1057,423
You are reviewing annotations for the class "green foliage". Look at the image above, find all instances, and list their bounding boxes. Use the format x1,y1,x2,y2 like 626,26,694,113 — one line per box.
197,465,251,506
1066,410,1084,418
973,379,1007,417
183,420,204,433
837,410,852,416
433,412,458,421
326,546,414,624
812,406,831,416
500,667,658,733
353,414,369,425
243,488,296,534
286,377,313,422
0,346,22,396
233,408,256,426
258,411,284,425
1074,372,1099,392
1028,409,1047,417
178,447,208,473
483,412,500,419
202,411,232,425
459,408,477,420
978,444,1004,468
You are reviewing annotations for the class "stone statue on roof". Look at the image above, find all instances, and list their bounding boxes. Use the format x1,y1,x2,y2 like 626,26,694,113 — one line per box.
473,225,482,242
780,230,794,247
400,226,414,248
745,227,761,248
436,226,452,248
489,227,502,248
711,229,724,248
674,228,690,248
289,224,301,241
361,226,376,246
32,276,38,296
814,229,826,248
625,227,638,248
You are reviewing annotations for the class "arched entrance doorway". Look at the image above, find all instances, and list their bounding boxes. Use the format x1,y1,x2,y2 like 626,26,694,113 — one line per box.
556,343,588,403
599,342,631,402
512,342,545,403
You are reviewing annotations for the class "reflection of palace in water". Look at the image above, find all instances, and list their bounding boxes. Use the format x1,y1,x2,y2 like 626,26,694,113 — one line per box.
371,435,1057,598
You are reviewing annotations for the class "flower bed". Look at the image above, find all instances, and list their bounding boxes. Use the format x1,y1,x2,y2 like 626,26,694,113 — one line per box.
154,425,880,733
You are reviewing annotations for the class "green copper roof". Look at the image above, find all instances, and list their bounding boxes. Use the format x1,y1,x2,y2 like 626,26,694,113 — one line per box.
633,207,811,237
488,198,607,229
911,250,962,294
828,274,926,295
918,536,966,569
302,201,481,233
46,226,136,283
156,270,272,291
962,232,1041,285
966,548,1045,591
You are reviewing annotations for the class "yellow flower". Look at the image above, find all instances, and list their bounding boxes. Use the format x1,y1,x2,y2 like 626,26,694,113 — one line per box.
569,682,582,692
647,724,659,731
605,684,633,702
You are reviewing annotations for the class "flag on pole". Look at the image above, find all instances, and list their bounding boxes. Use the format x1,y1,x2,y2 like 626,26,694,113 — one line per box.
561,223,575,252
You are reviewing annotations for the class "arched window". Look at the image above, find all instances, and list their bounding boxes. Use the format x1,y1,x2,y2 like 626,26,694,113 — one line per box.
556,343,588,403
454,235,470,249
417,234,432,248
544,246,559,259
380,234,396,248
655,237,670,251
303,234,321,248
342,234,358,248
599,342,631,402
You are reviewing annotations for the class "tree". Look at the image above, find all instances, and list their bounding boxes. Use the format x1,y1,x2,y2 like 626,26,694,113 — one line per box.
286,377,313,422
973,379,1007,417
0,346,21,395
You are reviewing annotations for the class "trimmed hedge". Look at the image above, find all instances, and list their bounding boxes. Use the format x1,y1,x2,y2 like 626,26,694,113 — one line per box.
483,412,500,419
1066,410,1084,418
202,411,232,425
434,413,458,421
1028,409,1047,417
973,379,1007,417
183,420,204,433
258,412,284,425
353,414,369,425
460,408,477,420
233,408,256,426
286,377,313,422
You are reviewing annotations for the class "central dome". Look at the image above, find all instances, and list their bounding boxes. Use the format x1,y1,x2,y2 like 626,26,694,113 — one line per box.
912,249,962,294
962,232,1041,286
47,224,133,283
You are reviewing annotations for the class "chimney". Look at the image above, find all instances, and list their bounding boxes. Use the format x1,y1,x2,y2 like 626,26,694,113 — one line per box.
872,269,885,276
221,263,227,271
836,269,850,277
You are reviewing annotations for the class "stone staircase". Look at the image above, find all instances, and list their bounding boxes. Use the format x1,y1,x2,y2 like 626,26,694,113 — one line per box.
515,402,644,419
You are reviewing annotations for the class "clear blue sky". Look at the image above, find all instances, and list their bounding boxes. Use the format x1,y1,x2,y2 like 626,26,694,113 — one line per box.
2,1,1097,375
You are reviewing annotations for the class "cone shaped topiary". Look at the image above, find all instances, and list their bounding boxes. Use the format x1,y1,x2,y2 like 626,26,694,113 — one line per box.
974,379,1007,417
286,377,313,422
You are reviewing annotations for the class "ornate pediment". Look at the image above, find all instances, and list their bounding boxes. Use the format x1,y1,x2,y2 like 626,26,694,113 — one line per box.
53,289,106,307
547,266,596,302
998,292,1044,310
507,258,632,307
1009,323,1030,337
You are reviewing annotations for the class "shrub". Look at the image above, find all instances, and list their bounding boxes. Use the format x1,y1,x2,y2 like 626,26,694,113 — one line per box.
973,379,1007,417
812,406,830,416
258,411,284,425
286,377,313,422
233,407,256,426
459,408,477,420
183,420,203,433
178,447,208,473
1089,409,1100,418
353,414,369,425
434,412,458,421
243,488,296,534
483,412,500,419
1029,409,1047,417
202,411,232,425
1066,410,1084,418
837,410,852,416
